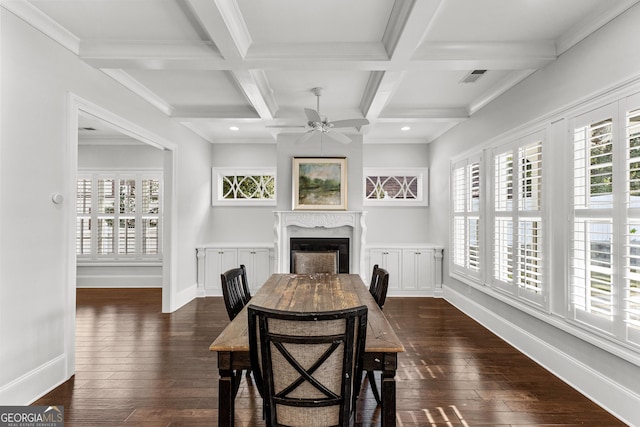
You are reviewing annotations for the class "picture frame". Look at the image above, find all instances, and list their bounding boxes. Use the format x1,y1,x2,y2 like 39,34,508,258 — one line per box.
292,157,347,210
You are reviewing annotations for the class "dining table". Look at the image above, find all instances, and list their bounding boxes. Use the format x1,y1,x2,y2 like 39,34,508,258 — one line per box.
210,273,405,427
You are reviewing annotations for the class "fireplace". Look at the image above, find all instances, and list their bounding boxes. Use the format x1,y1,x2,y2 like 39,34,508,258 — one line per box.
290,237,350,273
274,211,367,276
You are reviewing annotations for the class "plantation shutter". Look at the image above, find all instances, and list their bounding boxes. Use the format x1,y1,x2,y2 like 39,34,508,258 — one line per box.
625,98,640,344
451,157,481,277
492,134,544,306
570,103,617,334
76,175,92,256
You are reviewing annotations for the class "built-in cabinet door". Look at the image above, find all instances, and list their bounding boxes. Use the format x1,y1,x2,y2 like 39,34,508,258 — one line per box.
369,248,402,290
402,249,434,292
238,248,271,292
204,248,238,292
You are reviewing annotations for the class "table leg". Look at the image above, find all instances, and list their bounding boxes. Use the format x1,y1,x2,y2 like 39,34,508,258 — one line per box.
381,353,397,427
218,351,235,426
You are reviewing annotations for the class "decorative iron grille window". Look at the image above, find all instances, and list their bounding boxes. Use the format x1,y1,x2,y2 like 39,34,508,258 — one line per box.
77,171,162,260
363,168,428,206
212,168,277,206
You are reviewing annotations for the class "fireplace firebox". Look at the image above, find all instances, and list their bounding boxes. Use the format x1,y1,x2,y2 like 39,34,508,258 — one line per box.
290,237,349,274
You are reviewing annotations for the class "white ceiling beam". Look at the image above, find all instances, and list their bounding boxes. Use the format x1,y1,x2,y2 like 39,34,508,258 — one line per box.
79,40,554,71
184,0,277,119
469,69,536,115
182,0,249,60
81,40,220,60
413,41,557,69
379,107,468,122
171,105,258,119
360,0,444,120
247,42,388,61
360,71,406,120
101,69,174,116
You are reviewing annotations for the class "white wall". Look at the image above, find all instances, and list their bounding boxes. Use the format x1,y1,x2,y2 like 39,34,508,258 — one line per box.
363,143,430,243
0,9,212,404
427,3,640,425
209,136,432,246
78,142,164,169
209,143,277,243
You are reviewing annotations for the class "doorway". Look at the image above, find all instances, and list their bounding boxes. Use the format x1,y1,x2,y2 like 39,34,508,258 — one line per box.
66,94,177,379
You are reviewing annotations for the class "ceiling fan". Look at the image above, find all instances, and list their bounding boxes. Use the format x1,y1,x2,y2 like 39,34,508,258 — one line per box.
267,87,369,144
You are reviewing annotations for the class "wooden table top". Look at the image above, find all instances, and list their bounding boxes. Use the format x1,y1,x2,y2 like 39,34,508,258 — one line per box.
210,273,405,354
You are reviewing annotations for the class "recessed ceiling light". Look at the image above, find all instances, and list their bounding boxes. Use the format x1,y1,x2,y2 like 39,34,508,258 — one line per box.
229,126,239,131
401,126,411,131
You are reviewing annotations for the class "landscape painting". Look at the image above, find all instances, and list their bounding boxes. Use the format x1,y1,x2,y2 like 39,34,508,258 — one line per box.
292,157,347,210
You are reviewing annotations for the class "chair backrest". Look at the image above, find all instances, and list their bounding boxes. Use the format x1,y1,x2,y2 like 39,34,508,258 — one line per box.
220,264,251,320
248,304,368,427
292,250,339,274
369,264,389,310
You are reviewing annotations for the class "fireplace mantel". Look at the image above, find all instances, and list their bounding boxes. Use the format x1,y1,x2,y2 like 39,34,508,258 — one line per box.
274,211,367,276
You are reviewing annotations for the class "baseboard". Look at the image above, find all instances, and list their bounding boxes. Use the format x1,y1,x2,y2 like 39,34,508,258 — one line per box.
444,287,640,427
172,283,197,311
0,354,68,405
76,275,162,288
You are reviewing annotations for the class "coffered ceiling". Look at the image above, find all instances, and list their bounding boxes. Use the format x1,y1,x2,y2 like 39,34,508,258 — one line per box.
8,0,639,144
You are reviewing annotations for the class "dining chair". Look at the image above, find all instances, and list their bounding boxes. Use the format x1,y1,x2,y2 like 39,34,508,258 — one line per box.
220,264,252,321
292,250,339,274
248,304,368,427
365,264,389,405
220,264,252,397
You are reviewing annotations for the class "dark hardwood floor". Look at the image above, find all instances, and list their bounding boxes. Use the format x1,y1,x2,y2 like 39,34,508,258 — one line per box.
34,288,624,426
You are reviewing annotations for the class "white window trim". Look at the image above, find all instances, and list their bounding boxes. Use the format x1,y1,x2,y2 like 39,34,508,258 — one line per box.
488,130,547,309
363,167,429,206
212,167,277,206
77,169,163,262
448,77,640,365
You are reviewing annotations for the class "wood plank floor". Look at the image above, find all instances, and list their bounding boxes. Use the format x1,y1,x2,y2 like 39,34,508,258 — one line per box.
34,288,624,426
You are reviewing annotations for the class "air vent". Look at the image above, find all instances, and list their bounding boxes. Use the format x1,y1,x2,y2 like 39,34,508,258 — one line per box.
460,70,487,84
79,127,97,131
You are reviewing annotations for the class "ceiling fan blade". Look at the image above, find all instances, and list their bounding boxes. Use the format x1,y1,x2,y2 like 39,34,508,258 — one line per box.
304,108,322,123
295,131,315,144
325,130,352,144
329,118,370,128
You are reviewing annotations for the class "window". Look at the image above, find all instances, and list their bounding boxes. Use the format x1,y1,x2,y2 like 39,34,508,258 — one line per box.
212,168,276,206
491,133,544,306
450,84,640,359
451,159,481,278
77,172,162,261
570,98,640,345
363,168,429,206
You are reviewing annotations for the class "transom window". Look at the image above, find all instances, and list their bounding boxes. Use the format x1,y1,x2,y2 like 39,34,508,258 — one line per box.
363,168,428,206
212,168,276,206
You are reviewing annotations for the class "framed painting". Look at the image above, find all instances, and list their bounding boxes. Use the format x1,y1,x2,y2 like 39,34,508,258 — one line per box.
292,157,347,210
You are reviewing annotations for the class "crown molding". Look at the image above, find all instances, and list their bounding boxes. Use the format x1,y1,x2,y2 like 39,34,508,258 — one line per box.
2,0,79,54
556,0,640,55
